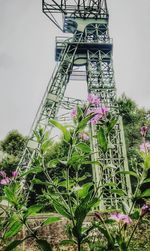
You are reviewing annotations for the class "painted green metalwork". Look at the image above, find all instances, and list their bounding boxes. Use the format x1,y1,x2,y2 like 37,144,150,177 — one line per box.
19,0,132,209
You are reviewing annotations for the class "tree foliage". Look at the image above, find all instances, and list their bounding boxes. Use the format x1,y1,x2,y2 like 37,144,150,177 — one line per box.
0,130,27,176
0,130,27,157
118,94,150,159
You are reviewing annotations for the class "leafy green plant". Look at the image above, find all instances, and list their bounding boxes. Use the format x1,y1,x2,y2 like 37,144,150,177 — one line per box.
30,95,118,250
0,179,60,250
0,94,149,251
91,125,150,251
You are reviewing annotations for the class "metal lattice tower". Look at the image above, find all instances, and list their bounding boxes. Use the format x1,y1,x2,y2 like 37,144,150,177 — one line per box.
20,0,131,209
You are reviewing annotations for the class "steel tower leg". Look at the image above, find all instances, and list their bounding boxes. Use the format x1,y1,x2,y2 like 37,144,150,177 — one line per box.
86,49,132,209
19,32,83,170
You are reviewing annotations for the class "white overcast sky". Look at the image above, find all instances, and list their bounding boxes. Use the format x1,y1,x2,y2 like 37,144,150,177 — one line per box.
0,0,150,139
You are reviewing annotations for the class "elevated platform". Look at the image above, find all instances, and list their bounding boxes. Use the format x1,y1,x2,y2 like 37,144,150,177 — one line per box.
56,36,113,64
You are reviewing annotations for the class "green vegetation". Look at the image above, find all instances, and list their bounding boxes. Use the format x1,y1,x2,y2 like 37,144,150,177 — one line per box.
0,95,150,251
0,130,26,157
118,94,150,160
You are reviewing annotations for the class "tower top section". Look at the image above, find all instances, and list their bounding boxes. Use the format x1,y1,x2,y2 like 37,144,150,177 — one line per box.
42,0,109,31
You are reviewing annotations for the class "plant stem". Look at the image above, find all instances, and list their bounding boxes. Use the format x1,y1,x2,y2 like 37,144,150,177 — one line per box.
100,216,113,245
77,240,81,251
127,216,141,248
129,166,146,215
24,222,37,238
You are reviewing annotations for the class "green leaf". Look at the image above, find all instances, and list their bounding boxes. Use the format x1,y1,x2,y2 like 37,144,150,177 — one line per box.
4,186,17,205
141,189,150,197
76,183,93,199
58,160,67,166
41,139,52,153
77,113,95,132
77,175,91,182
34,128,44,142
36,239,52,251
4,221,23,238
76,105,83,121
117,171,139,178
68,153,85,166
32,178,50,186
106,117,118,134
47,159,58,169
60,239,76,245
59,179,75,189
4,189,14,203
97,127,108,153
143,178,150,184
76,143,91,153
74,191,99,237
25,205,43,217
43,216,61,225
51,199,72,220
103,182,116,188
49,119,71,142
144,154,150,170
130,210,140,220
4,240,23,251
43,131,50,141
111,189,126,196
20,167,43,177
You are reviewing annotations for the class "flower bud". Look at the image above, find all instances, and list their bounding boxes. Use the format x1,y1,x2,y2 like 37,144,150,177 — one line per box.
141,204,150,216
12,170,18,178
140,126,148,137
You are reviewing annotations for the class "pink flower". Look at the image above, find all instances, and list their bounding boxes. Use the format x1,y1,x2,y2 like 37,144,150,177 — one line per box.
110,212,132,225
140,126,148,137
89,107,109,125
79,132,89,141
100,106,109,115
12,170,18,178
141,204,150,216
87,106,109,125
0,177,10,185
90,114,102,125
87,94,101,105
94,107,109,116
0,171,7,178
71,107,77,118
140,142,150,153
